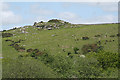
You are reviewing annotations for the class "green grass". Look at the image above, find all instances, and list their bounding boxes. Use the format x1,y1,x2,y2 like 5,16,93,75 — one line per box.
6,23,118,54
2,40,58,78
2,23,118,78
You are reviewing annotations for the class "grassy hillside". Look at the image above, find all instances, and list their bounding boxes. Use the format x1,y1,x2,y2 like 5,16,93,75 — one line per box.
1,20,118,78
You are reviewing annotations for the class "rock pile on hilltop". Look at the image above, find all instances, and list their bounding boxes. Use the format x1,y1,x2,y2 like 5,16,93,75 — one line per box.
33,19,71,30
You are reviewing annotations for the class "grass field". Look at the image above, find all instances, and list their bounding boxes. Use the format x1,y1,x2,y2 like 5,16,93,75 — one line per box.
1,21,118,78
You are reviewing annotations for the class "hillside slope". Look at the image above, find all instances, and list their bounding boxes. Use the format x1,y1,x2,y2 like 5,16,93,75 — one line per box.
2,20,118,78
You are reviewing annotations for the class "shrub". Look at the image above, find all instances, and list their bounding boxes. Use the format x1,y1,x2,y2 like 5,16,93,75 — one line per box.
2,30,6,32
5,39,12,42
27,48,34,53
40,21,43,23
11,43,25,52
19,47,25,50
94,34,101,37
82,37,89,40
35,51,44,56
41,53,54,64
73,47,79,54
9,43,15,46
67,52,71,55
27,48,44,57
96,51,118,69
64,22,69,24
13,44,19,48
12,27,17,30
96,41,101,45
116,33,120,37
2,33,13,38
86,51,118,69
82,44,103,54
17,47,25,52
14,40,21,43
18,55,23,58
33,49,39,53
30,52,36,57
75,57,102,78
48,19,60,23
51,56,71,74
18,53,29,57
110,35,115,37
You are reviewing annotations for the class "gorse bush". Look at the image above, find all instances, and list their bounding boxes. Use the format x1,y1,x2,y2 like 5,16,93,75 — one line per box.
30,52,36,57
117,33,120,37
33,49,39,53
75,57,102,78
73,47,79,54
51,56,72,75
82,37,89,40
81,44,103,54
41,53,54,64
96,51,118,69
2,33,13,38
27,48,34,53
86,51,118,69
94,34,101,37
109,35,116,37
67,52,71,55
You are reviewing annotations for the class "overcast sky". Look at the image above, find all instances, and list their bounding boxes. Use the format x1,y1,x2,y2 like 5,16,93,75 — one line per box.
0,2,118,30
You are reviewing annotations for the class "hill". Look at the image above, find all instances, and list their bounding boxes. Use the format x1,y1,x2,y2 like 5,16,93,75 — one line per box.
1,19,118,78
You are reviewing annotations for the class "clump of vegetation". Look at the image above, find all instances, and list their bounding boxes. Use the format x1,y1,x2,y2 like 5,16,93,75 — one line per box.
7,39,26,52
12,44,25,52
87,51,118,69
64,22,70,24
40,53,54,64
81,44,103,54
94,34,101,37
73,47,79,54
67,52,71,55
110,35,116,37
2,30,6,32
97,51,118,69
27,48,34,53
30,52,36,57
48,19,62,23
82,37,89,40
40,21,43,23
12,27,17,30
27,48,44,58
5,39,13,42
116,33,120,37
2,33,13,38
18,53,29,58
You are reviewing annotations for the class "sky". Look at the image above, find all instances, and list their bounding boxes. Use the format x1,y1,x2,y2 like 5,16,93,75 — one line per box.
0,2,118,30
